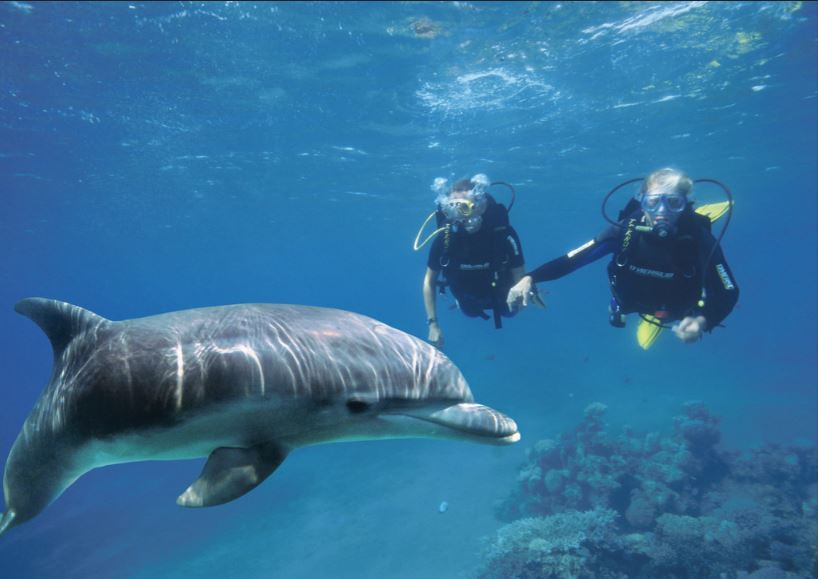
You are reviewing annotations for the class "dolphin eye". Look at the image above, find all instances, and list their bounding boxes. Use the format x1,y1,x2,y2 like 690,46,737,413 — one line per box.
346,400,370,414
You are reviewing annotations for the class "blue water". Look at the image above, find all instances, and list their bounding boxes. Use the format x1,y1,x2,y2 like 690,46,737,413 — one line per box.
1,2,815,578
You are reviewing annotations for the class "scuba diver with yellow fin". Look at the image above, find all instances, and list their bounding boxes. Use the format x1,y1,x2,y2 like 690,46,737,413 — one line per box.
414,174,536,350
507,168,739,349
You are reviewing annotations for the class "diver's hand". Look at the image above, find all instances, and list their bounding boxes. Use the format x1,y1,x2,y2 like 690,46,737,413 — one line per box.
673,315,707,343
428,322,444,350
506,275,536,312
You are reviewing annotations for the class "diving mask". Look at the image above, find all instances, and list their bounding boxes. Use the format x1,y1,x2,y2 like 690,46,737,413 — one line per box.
641,193,687,214
439,192,488,232
441,197,477,219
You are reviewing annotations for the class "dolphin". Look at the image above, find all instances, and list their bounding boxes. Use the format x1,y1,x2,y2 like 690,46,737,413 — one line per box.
0,298,519,535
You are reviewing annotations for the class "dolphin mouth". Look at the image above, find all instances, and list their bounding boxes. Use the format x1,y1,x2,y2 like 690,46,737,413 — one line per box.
392,402,520,445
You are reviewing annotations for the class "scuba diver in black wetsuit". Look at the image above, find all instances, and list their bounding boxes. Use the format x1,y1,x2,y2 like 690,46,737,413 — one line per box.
506,168,739,346
414,174,529,350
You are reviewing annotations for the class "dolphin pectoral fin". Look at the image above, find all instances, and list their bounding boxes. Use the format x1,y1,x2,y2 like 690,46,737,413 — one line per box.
176,444,287,508
0,510,16,537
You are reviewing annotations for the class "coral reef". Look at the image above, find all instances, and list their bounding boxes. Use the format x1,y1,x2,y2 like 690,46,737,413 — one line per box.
479,402,817,579
479,509,622,579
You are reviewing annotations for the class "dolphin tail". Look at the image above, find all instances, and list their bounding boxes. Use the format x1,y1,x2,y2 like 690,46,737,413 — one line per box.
0,510,16,537
176,443,288,508
15,298,108,359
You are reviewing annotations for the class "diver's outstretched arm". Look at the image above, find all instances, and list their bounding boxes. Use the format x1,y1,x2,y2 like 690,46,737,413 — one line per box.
508,228,617,311
527,226,619,284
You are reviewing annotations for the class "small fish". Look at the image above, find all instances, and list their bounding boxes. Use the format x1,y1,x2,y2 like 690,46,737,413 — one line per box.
438,501,449,514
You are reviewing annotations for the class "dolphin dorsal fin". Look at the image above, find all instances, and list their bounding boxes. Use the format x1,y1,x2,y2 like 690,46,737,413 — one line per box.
14,298,108,358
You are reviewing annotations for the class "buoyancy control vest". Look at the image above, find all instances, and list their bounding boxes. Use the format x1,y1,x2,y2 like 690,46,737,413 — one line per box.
608,202,710,319
435,195,514,328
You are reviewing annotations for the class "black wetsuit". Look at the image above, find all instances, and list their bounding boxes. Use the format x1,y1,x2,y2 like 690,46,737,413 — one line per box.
526,205,739,329
427,199,525,327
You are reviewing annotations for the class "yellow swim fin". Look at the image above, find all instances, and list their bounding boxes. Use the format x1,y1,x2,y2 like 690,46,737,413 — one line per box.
637,315,664,350
695,200,732,222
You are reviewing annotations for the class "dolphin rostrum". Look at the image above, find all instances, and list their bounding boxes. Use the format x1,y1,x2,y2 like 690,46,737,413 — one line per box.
0,298,519,535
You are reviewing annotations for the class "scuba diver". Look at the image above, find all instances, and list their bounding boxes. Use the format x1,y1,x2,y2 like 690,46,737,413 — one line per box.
414,174,531,350
506,168,739,348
